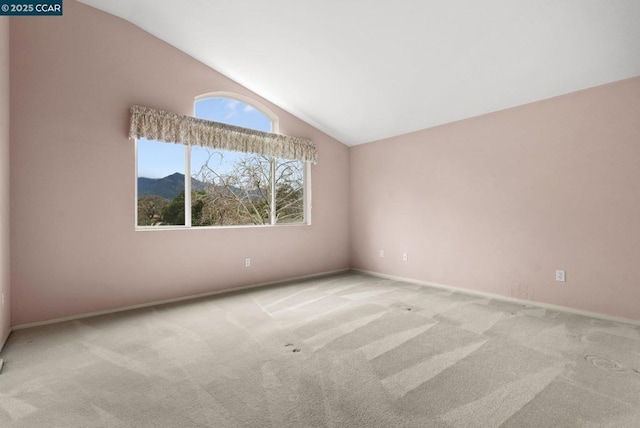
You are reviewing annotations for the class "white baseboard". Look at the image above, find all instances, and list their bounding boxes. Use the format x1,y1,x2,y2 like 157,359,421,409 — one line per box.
352,268,640,327
11,268,350,331
9,266,638,335
0,327,10,354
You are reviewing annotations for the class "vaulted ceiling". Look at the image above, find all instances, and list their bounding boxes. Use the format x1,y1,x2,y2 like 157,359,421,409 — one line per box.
78,0,640,146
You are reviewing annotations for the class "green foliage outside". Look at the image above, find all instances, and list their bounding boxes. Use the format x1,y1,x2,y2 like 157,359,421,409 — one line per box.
137,195,171,226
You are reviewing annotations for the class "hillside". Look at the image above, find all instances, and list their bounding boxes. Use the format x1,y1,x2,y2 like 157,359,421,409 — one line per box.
137,173,206,200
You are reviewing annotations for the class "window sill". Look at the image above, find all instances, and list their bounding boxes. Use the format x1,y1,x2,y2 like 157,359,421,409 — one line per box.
135,222,310,232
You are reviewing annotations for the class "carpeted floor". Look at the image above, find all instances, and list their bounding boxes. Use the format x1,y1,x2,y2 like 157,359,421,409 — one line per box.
1,271,639,427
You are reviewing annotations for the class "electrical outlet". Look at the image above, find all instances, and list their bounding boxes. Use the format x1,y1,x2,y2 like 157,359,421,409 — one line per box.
555,270,566,282
402,252,408,262
245,258,251,267
379,250,384,258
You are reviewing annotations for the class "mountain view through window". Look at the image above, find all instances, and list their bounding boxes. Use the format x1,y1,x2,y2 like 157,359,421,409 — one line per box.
136,97,306,227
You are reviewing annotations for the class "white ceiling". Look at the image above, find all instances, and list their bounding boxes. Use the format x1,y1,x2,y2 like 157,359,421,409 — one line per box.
78,0,640,146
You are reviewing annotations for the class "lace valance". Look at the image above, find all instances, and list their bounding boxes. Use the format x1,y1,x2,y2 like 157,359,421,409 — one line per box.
129,105,317,164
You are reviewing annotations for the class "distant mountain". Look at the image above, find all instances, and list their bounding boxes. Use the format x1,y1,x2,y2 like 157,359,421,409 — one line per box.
138,173,206,200
138,172,263,201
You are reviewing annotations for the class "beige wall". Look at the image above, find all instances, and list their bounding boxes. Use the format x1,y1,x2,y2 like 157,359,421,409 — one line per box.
10,2,350,325
8,1,639,327
0,16,10,343
350,77,640,321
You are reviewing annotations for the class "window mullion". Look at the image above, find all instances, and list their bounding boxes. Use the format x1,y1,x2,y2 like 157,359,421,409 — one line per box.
270,157,276,225
134,139,139,228
185,145,192,227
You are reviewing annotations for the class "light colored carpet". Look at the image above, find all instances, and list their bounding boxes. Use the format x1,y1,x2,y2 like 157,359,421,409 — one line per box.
1,272,640,427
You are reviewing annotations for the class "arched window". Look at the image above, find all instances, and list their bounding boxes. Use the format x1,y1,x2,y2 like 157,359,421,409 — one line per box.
194,93,275,132
136,94,308,228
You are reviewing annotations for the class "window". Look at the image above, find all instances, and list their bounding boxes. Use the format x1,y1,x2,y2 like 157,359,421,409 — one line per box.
135,96,309,228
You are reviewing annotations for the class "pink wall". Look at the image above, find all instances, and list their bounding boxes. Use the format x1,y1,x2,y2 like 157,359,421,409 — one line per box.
0,16,10,343
10,1,350,325
9,1,639,327
350,76,640,321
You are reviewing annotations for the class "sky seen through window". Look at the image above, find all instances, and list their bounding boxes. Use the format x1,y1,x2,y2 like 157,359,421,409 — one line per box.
137,98,272,178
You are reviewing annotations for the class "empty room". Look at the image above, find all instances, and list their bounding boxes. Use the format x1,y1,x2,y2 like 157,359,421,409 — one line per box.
1,1,639,426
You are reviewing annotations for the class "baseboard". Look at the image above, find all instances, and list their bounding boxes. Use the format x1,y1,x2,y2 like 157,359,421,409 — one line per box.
12,266,638,333
0,327,11,353
11,268,350,331
352,268,640,327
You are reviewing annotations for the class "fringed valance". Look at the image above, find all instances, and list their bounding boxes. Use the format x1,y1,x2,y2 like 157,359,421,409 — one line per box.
129,105,317,164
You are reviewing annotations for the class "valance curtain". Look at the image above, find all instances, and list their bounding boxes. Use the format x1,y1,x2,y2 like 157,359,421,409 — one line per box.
129,105,317,164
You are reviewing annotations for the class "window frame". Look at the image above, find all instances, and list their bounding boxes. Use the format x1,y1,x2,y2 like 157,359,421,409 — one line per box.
134,93,311,230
